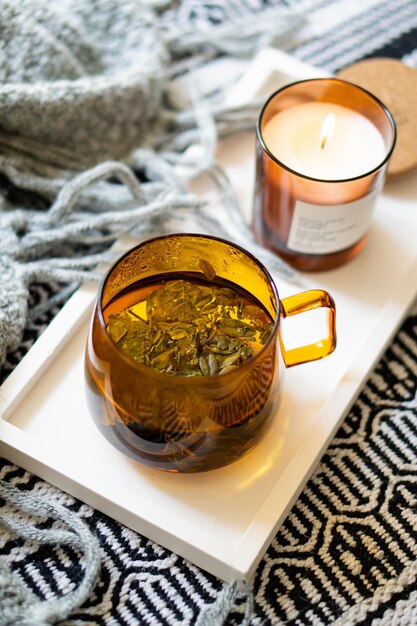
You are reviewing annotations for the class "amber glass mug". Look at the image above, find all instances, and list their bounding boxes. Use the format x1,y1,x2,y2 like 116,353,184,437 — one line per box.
85,234,336,472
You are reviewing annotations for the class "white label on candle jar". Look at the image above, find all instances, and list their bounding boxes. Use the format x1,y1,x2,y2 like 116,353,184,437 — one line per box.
287,189,378,255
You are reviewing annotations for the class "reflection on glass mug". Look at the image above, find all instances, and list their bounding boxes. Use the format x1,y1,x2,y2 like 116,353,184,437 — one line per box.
85,234,336,472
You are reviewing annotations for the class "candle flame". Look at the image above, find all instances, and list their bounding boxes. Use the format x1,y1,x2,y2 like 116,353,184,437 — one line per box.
320,113,335,150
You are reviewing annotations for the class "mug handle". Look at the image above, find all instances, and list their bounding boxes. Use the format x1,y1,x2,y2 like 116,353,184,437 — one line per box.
280,290,336,368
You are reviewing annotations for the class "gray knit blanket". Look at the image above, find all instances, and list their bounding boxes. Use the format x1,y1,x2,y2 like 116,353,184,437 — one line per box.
0,0,303,374
1,0,417,625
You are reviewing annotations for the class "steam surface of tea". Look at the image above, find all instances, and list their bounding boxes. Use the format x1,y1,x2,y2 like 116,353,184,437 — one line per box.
104,274,274,376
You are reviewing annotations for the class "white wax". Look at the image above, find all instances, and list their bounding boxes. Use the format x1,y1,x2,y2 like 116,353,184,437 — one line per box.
262,102,386,180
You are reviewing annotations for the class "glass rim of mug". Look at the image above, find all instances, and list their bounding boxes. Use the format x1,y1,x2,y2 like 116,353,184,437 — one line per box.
96,232,281,383
256,77,397,184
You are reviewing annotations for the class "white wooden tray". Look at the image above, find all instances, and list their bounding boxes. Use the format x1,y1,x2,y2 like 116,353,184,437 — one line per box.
1,49,416,583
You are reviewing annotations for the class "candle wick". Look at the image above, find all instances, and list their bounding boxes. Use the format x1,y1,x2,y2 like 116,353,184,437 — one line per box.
319,112,335,151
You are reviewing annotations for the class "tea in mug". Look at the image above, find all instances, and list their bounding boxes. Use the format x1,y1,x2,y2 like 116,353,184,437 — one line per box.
104,272,274,377
86,269,279,472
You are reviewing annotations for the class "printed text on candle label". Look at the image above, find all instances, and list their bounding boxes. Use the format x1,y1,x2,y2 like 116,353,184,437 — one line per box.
287,189,378,254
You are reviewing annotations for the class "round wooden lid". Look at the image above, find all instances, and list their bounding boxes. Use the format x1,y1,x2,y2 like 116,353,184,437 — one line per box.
337,58,417,175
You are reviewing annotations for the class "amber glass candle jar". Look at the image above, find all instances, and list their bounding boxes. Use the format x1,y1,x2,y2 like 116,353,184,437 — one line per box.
254,79,396,271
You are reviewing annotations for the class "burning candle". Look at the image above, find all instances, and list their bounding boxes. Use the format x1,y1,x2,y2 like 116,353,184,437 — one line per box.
254,79,396,271
263,103,386,180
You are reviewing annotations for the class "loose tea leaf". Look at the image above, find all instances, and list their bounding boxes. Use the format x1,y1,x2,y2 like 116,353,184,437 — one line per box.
199,259,216,281
106,274,274,376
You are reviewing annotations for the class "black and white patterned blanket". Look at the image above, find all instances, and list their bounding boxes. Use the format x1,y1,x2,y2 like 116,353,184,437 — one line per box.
1,1,417,624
